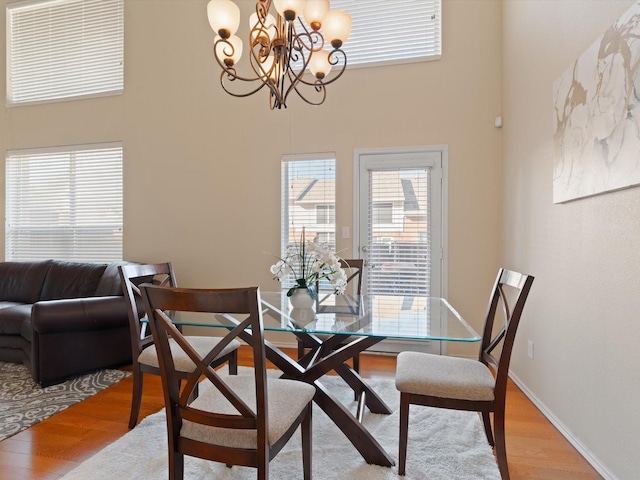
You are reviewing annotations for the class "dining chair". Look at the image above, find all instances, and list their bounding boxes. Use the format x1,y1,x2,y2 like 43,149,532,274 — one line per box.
118,262,239,429
395,268,534,479
297,258,364,372
140,284,315,480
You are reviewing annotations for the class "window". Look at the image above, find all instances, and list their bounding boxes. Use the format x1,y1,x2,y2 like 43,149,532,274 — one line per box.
6,143,123,262
316,205,335,225
372,202,393,225
281,153,336,278
332,0,441,67
6,0,124,105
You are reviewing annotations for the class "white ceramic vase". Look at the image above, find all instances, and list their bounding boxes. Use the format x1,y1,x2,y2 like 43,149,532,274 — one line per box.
289,288,315,309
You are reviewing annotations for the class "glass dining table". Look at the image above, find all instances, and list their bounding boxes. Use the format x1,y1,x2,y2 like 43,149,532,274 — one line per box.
184,290,480,467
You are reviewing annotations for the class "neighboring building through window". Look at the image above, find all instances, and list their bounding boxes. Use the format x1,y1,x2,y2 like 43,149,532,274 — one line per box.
5,143,123,262
332,0,441,67
6,0,124,105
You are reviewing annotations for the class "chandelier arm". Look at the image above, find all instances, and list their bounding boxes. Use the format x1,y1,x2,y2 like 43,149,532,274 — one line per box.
291,82,327,106
213,37,280,100
218,71,270,98
292,18,324,53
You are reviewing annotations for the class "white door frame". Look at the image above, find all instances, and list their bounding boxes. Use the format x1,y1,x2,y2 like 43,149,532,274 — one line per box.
353,145,449,354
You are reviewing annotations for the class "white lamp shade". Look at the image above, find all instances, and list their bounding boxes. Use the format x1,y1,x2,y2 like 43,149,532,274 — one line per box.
322,10,351,46
207,0,240,36
214,34,243,65
273,0,307,19
303,0,330,28
308,49,332,79
249,12,277,43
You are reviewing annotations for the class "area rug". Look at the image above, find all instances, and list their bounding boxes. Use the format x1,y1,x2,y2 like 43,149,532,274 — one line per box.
61,368,500,480
0,361,130,441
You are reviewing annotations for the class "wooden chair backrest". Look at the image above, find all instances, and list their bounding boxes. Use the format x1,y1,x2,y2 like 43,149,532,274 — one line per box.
139,285,269,445
479,268,534,403
118,262,177,359
316,258,364,298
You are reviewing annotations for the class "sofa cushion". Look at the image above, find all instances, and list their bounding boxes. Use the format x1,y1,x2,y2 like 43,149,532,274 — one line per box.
94,262,130,297
0,304,32,335
0,261,53,303
40,261,107,301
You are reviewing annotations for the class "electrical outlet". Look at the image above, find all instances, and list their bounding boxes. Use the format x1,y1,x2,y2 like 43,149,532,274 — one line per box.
527,340,534,359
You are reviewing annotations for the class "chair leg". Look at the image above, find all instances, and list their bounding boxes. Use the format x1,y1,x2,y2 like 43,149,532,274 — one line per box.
398,393,410,476
257,453,269,480
228,349,238,375
169,450,184,480
128,366,144,429
493,410,510,480
302,404,313,480
482,411,495,446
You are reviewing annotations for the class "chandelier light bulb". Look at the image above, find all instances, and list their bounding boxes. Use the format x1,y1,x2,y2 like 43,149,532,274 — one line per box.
273,0,307,21
308,49,332,79
207,0,241,38
303,0,330,31
214,34,243,66
322,10,351,48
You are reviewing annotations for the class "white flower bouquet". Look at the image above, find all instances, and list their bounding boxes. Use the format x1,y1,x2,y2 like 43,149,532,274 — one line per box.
270,230,347,299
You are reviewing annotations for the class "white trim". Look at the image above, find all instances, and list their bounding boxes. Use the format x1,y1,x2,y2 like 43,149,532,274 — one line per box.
6,89,123,108
7,141,123,157
509,372,618,480
347,54,442,71
282,152,336,163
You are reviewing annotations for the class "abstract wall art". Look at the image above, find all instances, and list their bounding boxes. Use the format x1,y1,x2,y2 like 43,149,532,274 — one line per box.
553,1,640,203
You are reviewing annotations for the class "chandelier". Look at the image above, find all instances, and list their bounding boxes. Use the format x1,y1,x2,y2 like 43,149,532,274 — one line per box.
206,0,351,109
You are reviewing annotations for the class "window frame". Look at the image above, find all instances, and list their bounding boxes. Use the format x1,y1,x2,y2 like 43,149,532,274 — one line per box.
331,0,442,69
5,142,124,262
6,0,125,106
280,152,337,280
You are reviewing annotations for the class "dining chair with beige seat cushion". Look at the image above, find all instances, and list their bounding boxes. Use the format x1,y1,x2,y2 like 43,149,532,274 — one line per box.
140,284,314,480
118,262,239,429
395,268,534,479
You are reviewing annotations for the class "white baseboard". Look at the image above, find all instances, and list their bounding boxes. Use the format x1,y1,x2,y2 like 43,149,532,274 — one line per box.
508,372,617,480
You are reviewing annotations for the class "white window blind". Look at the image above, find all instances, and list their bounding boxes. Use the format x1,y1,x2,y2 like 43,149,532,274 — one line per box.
6,0,124,105
6,143,123,262
331,0,441,67
281,154,336,285
367,168,431,295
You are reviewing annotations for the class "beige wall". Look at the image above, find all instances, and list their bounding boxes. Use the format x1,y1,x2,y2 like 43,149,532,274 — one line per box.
0,0,502,346
4,0,636,477
503,1,640,478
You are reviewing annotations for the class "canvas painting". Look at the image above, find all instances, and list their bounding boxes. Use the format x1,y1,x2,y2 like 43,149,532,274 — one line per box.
553,1,640,203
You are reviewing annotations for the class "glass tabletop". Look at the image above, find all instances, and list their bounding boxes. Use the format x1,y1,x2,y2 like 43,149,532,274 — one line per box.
168,291,480,343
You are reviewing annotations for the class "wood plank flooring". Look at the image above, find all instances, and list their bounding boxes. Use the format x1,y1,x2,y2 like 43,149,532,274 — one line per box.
0,348,602,479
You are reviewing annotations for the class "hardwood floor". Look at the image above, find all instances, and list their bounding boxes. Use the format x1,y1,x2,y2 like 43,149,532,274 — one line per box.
0,348,601,479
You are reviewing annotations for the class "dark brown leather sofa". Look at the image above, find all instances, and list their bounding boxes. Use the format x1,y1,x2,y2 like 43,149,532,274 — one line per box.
0,260,133,386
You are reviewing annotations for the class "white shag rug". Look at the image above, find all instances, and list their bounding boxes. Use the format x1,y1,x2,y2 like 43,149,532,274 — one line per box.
62,369,500,480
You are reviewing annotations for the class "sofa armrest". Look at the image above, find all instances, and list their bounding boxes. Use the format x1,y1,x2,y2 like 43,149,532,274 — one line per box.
31,296,129,334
